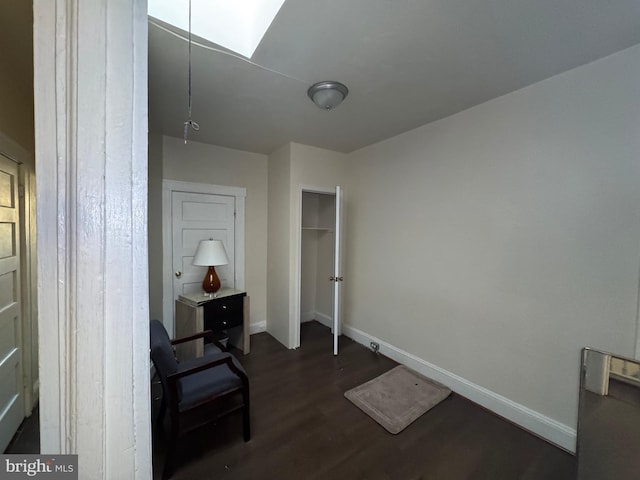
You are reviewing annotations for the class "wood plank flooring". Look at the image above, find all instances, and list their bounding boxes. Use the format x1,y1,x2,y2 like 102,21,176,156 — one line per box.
4,406,39,454
153,321,576,480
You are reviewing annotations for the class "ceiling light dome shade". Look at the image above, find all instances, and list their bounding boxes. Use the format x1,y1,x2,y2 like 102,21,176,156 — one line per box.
308,81,349,110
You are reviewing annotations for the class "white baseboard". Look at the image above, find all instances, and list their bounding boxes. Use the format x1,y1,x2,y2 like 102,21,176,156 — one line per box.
342,324,577,453
301,311,333,329
301,311,315,323
313,311,333,330
32,379,39,406
249,321,267,335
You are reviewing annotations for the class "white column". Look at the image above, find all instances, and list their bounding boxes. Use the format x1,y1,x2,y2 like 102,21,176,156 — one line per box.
33,0,151,478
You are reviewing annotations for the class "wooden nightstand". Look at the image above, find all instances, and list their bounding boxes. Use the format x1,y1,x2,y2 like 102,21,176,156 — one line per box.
175,288,250,360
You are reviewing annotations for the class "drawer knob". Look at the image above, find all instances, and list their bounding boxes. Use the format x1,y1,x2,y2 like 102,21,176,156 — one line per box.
222,305,227,309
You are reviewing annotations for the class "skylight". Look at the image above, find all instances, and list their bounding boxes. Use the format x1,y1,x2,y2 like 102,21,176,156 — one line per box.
148,0,286,59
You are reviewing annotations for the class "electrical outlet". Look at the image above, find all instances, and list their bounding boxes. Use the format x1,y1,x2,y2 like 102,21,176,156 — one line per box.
370,341,380,353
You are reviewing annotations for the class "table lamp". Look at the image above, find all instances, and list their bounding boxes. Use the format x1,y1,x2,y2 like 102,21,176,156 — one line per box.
192,239,229,294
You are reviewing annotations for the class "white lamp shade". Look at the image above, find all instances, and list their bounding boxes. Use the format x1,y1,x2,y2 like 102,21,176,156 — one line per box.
192,239,229,266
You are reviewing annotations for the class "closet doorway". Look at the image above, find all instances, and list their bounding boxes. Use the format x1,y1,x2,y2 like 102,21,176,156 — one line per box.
297,186,343,354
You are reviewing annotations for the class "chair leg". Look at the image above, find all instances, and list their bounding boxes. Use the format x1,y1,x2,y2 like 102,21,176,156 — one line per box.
242,389,251,442
162,416,179,480
156,396,166,428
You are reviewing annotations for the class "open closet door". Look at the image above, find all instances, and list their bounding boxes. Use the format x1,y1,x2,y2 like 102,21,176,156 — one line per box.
332,186,343,355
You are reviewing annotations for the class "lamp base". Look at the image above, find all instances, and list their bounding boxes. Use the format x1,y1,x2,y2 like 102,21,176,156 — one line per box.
202,266,221,294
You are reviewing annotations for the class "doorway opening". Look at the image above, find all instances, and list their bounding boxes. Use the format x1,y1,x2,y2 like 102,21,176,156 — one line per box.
295,186,343,354
300,191,336,335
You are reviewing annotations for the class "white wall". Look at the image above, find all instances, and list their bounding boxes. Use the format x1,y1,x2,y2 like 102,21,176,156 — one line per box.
0,73,33,157
0,3,34,157
148,132,164,321
161,136,269,329
267,144,292,345
290,144,347,346
345,44,640,438
290,143,348,188
266,142,347,347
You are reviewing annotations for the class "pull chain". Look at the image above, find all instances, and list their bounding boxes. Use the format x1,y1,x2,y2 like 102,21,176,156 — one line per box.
184,0,199,143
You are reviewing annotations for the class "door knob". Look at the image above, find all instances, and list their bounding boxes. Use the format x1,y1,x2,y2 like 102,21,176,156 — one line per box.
175,271,182,278
329,276,335,281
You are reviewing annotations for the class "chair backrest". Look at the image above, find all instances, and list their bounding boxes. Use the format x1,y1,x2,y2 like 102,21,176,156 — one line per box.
150,319,178,389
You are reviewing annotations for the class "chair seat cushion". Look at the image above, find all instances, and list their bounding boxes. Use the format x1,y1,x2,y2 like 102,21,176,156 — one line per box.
204,343,223,356
178,353,246,411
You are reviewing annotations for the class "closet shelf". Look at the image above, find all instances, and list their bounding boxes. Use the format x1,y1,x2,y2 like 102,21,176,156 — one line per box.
302,227,333,232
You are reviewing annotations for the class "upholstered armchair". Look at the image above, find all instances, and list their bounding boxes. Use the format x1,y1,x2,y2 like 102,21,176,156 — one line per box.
149,319,250,479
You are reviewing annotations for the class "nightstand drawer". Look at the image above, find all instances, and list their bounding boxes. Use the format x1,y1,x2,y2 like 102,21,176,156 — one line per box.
176,289,250,355
203,294,243,331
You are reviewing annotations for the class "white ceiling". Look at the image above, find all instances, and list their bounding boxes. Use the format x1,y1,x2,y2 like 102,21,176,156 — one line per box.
154,0,637,154
2,1,639,155
149,0,640,153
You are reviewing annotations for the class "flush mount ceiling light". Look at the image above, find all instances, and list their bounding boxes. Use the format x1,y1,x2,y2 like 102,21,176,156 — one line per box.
307,81,349,110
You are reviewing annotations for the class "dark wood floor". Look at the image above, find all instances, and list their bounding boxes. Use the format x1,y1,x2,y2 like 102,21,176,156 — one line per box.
4,406,39,454
153,321,576,480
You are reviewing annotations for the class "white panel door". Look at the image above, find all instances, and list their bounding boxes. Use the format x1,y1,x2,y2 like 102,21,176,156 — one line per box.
172,191,236,299
0,154,23,452
332,186,343,355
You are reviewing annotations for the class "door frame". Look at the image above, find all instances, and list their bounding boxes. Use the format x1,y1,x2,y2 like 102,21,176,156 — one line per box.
636,290,640,360
18,164,37,415
294,184,337,349
34,0,151,471
162,180,246,336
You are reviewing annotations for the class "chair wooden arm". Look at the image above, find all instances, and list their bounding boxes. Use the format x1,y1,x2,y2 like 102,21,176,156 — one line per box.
167,353,249,385
171,329,227,352
171,329,214,345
